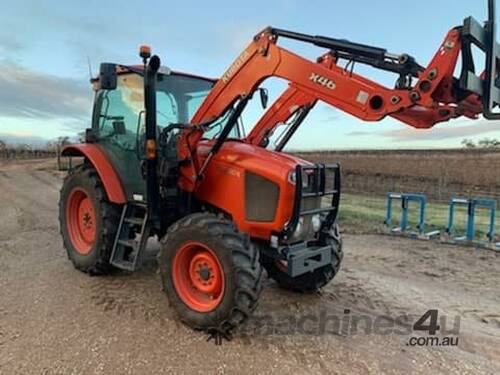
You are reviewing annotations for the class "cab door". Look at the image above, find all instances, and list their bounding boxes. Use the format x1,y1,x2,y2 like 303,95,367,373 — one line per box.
93,73,146,200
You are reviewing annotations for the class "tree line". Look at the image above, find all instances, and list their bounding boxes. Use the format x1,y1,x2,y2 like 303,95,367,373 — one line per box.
461,138,500,149
0,137,71,159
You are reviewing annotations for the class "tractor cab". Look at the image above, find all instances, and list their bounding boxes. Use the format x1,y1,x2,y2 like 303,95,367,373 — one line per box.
88,65,229,201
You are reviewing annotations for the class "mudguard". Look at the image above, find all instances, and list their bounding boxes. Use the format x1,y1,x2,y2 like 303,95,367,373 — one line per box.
61,144,127,204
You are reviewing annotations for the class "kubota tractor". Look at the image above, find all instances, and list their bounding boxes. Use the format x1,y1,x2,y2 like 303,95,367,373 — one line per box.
60,1,500,335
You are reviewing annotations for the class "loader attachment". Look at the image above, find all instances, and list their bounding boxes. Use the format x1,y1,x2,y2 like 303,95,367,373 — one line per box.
461,0,500,118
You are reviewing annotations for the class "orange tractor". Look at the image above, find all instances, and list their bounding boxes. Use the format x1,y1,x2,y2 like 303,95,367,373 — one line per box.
60,1,500,334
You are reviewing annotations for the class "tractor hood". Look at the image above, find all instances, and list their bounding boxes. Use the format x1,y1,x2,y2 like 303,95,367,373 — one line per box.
197,140,312,181
194,140,315,239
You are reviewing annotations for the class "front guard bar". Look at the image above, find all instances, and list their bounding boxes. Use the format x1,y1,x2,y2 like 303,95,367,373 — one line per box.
461,0,500,118
283,163,341,239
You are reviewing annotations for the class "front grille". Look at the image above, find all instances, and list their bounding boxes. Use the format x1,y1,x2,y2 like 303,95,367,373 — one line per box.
245,172,280,222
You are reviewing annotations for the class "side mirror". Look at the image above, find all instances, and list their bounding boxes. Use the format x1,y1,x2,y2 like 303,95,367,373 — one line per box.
99,63,117,90
112,120,126,135
259,88,269,109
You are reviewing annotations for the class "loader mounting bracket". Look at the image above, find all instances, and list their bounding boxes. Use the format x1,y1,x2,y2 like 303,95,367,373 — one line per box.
460,0,500,118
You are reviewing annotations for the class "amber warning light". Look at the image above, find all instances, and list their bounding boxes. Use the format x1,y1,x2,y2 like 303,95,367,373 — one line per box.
139,45,151,60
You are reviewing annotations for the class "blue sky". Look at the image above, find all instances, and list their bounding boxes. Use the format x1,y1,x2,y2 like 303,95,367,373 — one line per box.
0,0,499,149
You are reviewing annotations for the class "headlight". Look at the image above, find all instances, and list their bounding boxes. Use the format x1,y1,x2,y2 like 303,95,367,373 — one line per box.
288,169,310,189
292,217,305,239
311,214,322,232
284,217,305,242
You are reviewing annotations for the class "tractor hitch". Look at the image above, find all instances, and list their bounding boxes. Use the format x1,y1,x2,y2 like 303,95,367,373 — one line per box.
283,241,334,278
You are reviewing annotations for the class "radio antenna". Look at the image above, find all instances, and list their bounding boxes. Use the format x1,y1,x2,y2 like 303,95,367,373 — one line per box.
86,55,93,82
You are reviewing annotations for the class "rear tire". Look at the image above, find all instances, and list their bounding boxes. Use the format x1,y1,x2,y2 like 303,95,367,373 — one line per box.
261,223,343,292
59,164,121,275
159,213,263,334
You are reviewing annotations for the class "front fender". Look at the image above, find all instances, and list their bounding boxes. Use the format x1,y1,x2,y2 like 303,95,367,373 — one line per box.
62,144,127,204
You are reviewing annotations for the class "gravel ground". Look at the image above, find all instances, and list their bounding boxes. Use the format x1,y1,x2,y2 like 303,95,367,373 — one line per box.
0,159,499,374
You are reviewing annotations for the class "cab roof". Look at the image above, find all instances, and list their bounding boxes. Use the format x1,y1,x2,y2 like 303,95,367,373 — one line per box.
90,64,217,85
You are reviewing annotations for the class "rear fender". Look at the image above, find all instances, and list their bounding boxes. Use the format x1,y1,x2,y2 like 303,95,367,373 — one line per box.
61,144,127,204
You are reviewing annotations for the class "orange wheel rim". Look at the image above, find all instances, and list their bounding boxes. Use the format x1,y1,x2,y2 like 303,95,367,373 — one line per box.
66,188,96,255
172,241,225,312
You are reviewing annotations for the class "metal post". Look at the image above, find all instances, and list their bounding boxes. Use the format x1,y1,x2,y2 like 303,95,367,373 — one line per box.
418,196,426,234
488,201,496,241
385,193,396,227
447,198,455,237
466,200,476,241
401,197,409,231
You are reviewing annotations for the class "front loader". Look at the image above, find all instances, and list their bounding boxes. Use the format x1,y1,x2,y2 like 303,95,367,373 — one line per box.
60,1,500,335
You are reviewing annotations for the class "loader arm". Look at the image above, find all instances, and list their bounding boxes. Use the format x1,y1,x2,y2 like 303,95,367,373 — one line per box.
177,1,500,191
244,84,317,148
245,52,335,147
245,46,485,149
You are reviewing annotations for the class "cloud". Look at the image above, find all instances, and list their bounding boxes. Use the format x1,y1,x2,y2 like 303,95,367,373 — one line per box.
346,120,500,142
345,131,369,136
0,35,24,54
0,60,92,120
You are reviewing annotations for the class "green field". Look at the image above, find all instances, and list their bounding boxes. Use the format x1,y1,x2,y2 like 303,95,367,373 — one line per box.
338,193,499,241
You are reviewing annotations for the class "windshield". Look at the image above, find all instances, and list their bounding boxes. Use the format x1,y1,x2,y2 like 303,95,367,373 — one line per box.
155,73,214,125
99,71,214,128
96,71,242,142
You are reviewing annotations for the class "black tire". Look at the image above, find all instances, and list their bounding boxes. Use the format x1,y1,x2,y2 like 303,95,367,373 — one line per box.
261,223,343,292
158,213,263,334
59,164,121,275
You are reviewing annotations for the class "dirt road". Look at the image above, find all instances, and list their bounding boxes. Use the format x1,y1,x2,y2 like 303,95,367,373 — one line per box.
0,159,499,374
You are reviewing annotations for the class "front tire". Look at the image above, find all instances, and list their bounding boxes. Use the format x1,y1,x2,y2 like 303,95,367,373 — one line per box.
262,223,343,292
59,164,121,275
159,213,263,334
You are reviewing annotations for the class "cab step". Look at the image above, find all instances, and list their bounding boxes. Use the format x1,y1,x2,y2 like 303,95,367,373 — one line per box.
110,203,150,272
124,217,144,226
